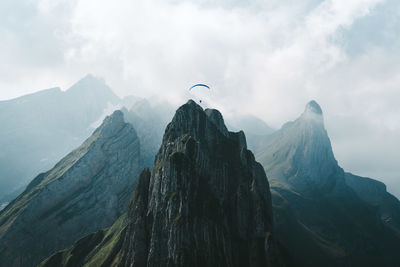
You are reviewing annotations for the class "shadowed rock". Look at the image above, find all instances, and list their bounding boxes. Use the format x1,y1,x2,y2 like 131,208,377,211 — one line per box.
0,111,141,267
40,100,289,267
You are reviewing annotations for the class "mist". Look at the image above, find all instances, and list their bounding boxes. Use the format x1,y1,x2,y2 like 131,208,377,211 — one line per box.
0,0,399,196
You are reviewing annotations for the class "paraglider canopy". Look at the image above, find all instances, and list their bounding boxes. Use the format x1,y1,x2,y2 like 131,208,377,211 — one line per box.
188,84,211,105
189,84,210,90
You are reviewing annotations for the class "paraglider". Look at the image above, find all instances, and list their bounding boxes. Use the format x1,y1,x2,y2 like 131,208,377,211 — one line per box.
189,84,210,103
189,84,210,91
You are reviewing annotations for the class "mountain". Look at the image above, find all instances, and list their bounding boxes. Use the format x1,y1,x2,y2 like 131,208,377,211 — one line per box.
0,74,121,201
122,99,174,169
40,100,289,267
345,172,400,237
0,110,141,267
227,114,274,136
255,101,400,266
121,95,143,109
226,114,275,153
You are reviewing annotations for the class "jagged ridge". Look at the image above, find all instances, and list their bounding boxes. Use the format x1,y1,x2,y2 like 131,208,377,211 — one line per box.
0,74,120,201
40,100,288,267
256,101,339,194
0,111,141,267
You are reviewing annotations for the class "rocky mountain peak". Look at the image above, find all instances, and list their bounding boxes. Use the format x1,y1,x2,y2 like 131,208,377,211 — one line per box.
66,74,119,102
0,110,141,267
300,100,324,126
96,110,126,138
255,101,400,266
102,109,124,125
256,101,340,194
205,108,229,136
305,100,323,115
0,75,125,203
67,74,104,91
46,100,287,267
118,100,284,266
162,100,230,144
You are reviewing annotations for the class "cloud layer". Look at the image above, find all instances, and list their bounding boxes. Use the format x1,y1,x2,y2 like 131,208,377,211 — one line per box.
0,0,399,196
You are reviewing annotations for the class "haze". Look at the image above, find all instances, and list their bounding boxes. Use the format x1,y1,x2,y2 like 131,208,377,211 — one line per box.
0,0,399,197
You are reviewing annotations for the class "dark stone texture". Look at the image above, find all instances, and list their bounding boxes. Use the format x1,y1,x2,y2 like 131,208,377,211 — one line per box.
117,100,282,267
40,100,289,267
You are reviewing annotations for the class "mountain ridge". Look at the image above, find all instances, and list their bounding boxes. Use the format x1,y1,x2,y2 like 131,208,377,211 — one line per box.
0,75,122,201
255,100,400,266
0,110,141,267
256,100,340,195
39,100,289,267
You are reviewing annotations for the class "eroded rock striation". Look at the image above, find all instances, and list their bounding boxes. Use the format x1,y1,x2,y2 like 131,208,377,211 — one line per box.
119,100,279,266
122,99,174,169
40,100,287,267
0,110,141,267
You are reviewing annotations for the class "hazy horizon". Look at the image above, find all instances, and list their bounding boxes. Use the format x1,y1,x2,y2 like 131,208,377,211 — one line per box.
0,0,399,197
1,74,398,198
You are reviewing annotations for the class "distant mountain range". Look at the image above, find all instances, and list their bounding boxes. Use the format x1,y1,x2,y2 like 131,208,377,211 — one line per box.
37,100,400,266
0,75,121,201
39,100,288,267
0,75,174,207
0,110,141,266
0,77,399,266
122,99,174,169
226,114,275,153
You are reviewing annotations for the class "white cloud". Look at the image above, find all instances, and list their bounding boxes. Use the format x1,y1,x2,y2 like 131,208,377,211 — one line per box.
0,0,399,196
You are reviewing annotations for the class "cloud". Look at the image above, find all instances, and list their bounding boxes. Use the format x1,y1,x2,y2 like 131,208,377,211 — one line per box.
0,0,399,196
0,0,76,98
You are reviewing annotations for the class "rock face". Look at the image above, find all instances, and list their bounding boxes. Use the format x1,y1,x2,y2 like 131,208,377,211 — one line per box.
0,74,121,201
227,114,274,137
120,100,278,267
255,101,400,266
226,114,274,153
257,100,340,195
40,100,287,267
0,110,141,267
122,99,174,169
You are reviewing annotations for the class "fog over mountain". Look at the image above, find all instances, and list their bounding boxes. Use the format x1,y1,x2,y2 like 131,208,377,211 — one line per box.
122,99,175,169
39,100,289,267
0,75,122,201
254,100,400,266
0,110,141,267
1,0,399,266
0,74,398,205
1,0,399,197
33,100,400,266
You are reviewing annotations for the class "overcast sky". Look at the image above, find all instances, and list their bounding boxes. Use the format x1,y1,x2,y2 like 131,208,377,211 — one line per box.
0,0,399,197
